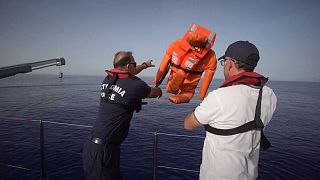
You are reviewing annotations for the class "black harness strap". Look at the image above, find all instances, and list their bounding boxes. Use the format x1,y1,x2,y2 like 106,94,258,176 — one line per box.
155,62,203,87
204,82,271,151
170,63,203,74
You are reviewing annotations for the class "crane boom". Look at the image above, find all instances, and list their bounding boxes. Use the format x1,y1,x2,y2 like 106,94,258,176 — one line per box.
0,58,66,79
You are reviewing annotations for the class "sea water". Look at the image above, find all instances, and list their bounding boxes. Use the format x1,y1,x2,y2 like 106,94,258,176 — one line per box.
0,74,319,180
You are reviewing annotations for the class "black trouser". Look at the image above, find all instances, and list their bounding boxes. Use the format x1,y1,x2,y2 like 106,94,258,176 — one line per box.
82,139,122,180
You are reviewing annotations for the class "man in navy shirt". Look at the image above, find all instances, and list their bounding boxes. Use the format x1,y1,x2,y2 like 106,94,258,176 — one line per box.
82,51,162,180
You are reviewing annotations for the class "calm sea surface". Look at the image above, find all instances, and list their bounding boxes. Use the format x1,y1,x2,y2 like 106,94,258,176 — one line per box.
0,74,319,180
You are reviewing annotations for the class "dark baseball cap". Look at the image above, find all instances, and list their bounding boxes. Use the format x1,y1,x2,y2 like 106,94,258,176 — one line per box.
218,41,260,67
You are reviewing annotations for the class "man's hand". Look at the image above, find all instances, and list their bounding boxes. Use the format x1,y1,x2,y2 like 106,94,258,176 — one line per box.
132,59,155,75
148,87,162,98
144,59,155,68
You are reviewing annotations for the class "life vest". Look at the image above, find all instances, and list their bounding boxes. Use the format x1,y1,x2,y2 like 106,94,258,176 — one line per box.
154,23,217,104
102,68,143,112
205,72,271,151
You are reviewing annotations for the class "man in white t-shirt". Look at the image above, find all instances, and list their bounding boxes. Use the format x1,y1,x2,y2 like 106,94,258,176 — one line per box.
184,41,277,180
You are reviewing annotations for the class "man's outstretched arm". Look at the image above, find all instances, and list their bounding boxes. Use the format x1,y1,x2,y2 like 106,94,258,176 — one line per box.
132,59,155,75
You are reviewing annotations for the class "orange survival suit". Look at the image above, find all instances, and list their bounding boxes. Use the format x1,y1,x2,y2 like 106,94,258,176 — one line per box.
154,23,217,104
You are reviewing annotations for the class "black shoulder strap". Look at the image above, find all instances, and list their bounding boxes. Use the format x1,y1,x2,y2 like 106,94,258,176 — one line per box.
170,63,203,74
204,81,271,151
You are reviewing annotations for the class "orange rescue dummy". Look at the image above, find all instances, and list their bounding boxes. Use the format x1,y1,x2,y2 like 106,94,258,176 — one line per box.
154,23,217,104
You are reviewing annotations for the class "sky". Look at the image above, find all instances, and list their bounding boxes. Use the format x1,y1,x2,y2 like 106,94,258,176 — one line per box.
0,0,319,82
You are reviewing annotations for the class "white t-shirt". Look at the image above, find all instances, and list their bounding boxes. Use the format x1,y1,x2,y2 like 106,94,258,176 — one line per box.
194,84,277,180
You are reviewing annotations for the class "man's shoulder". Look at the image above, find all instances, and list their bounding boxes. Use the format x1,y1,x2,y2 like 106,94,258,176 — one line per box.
214,85,243,94
263,85,275,93
212,85,253,102
118,78,150,91
117,77,145,84
215,84,277,102
132,77,149,86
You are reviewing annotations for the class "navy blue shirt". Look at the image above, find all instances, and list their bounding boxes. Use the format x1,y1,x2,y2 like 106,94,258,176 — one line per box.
92,76,151,144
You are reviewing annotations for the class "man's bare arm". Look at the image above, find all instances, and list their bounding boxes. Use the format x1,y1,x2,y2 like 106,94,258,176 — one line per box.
132,59,155,75
184,111,201,130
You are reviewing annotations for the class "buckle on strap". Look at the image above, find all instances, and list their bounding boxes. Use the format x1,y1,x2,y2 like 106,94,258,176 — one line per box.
90,137,104,145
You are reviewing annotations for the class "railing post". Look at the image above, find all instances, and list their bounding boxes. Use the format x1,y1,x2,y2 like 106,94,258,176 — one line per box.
152,132,158,180
40,120,48,180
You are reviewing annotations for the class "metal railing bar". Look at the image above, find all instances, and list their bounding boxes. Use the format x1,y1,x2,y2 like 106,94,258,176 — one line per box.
157,132,204,139
158,165,200,173
0,163,79,180
0,141,39,149
152,132,158,180
2,117,37,121
42,120,93,128
2,118,205,179
2,117,42,124
2,117,93,128
0,163,33,171
40,120,48,180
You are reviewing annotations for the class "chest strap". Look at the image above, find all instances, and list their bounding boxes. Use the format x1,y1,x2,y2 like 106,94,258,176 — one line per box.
170,63,203,74
204,84,271,151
